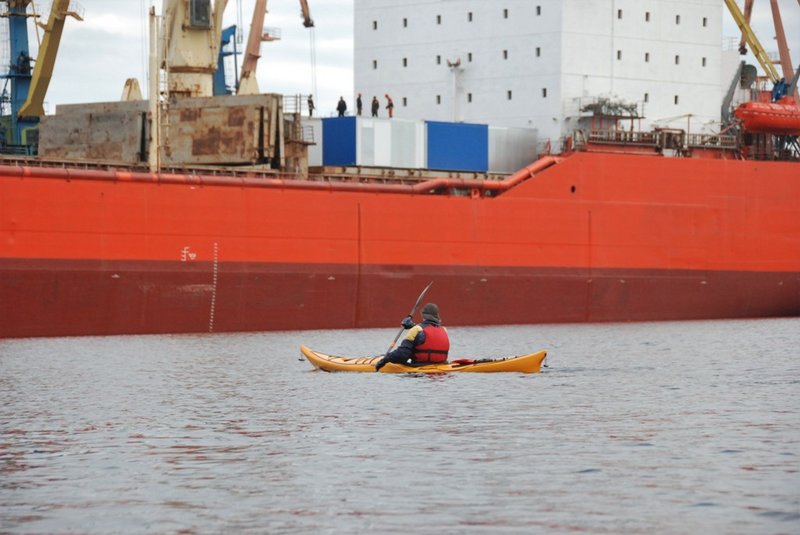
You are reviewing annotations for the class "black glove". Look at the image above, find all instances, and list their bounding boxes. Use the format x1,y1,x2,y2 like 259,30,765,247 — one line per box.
401,315,415,330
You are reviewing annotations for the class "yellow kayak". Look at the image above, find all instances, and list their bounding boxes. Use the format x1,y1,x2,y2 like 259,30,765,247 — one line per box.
300,345,548,374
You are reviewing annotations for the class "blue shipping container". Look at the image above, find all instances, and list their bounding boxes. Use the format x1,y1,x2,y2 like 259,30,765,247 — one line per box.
426,121,488,172
322,117,356,166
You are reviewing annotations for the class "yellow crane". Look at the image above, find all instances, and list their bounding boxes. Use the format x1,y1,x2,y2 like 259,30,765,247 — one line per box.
17,0,82,118
724,0,781,83
736,0,796,86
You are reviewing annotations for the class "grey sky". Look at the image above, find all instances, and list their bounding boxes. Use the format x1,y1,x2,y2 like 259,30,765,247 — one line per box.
39,1,800,118
46,0,353,116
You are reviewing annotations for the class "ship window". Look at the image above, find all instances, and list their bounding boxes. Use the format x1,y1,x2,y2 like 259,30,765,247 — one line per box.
536,47,541,57
675,14,681,25
437,14,441,25
468,52,473,62
536,5,541,16
702,17,707,27
373,60,378,70
542,87,547,98
503,50,508,60
403,57,408,67
468,93,473,103
617,9,622,19
436,55,441,65
644,92,649,103
402,97,407,106
674,95,679,105
373,20,378,30
507,90,512,100
504,8,509,19
189,0,211,29
617,50,622,60
403,18,408,28
468,12,473,22
702,57,707,67
436,95,441,104
675,55,680,65
645,12,650,22
645,52,650,62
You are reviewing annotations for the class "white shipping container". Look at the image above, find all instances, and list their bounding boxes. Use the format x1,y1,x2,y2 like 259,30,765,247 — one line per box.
356,118,426,169
302,118,323,167
488,126,538,174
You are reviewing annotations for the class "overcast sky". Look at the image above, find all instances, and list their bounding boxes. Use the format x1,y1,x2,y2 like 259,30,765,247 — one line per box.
35,1,800,117
43,0,353,115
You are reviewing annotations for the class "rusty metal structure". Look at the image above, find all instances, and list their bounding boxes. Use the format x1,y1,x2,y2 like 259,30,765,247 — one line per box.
161,0,228,99
39,93,286,167
36,0,309,173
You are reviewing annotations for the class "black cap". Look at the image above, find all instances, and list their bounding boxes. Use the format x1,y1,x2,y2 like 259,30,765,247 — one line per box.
421,303,441,323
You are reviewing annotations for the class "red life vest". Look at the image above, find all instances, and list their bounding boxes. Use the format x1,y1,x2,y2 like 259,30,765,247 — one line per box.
414,324,450,363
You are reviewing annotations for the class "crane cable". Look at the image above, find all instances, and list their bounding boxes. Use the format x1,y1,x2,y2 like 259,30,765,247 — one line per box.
309,25,317,106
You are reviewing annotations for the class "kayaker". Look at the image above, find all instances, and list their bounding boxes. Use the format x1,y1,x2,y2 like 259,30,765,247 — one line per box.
375,303,450,371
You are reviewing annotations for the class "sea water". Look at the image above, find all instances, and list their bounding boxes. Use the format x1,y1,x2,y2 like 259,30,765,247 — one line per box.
1,318,798,534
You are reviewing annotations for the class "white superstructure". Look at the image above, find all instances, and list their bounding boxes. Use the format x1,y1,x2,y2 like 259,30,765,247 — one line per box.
354,0,724,149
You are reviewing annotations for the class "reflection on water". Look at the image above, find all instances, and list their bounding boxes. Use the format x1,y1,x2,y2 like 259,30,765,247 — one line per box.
1,318,799,533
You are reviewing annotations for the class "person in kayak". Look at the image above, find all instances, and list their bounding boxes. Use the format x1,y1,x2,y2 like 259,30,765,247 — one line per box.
375,303,450,371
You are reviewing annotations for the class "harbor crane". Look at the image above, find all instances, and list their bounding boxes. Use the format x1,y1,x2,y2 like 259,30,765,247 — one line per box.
0,0,81,147
161,0,228,99
18,0,82,118
238,0,314,95
725,0,798,101
725,0,800,158
735,0,796,86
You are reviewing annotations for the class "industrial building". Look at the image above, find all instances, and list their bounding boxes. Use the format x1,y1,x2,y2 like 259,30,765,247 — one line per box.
354,0,725,150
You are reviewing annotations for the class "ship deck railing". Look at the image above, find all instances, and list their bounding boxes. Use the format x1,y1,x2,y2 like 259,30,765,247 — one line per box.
685,133,738,150
583,129,738,151
586,130,659,146
0,154,512,186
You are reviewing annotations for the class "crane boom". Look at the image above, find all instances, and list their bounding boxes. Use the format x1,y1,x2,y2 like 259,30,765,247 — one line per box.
238,0,315,95
17,0,82,119
737,0,754,54
240,0,267,84
723,0,781,84
299,0,313,27
769,0,795,84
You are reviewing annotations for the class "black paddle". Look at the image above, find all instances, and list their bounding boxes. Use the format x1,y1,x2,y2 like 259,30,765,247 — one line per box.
385,281,433,355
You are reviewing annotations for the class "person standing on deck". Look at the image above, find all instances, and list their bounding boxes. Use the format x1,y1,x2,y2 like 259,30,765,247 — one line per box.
384,94,394,118
337,96,347,117
371,96,380,117
356,93,363,116
375,303,450,371
307,94,315,117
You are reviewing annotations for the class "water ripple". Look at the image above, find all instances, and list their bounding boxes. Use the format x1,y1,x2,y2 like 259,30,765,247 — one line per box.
1,318,799,533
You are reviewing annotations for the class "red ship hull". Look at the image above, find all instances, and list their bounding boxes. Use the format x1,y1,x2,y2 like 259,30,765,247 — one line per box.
2,152,799,338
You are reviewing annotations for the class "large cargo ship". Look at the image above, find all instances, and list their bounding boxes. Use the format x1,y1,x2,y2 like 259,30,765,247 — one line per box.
0,0,798,338
2,137,798,338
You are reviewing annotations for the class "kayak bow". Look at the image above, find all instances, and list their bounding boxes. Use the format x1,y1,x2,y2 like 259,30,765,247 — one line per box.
300,345,547,373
